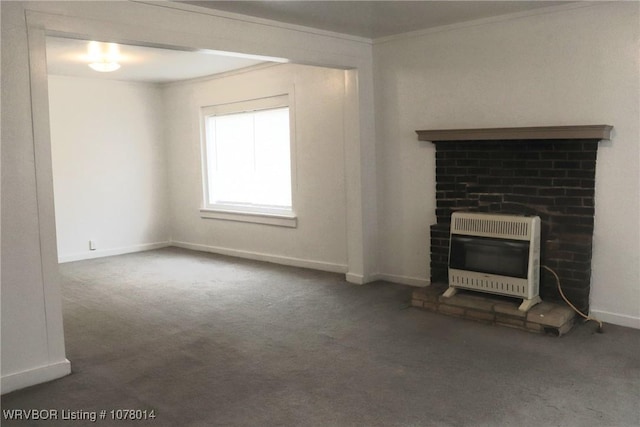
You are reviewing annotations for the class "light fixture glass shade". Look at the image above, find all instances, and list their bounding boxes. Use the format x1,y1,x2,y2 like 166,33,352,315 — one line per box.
87,41,121,72
88,62,121,72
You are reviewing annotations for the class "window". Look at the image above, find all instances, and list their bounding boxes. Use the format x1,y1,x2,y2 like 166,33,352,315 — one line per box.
200,95,296,227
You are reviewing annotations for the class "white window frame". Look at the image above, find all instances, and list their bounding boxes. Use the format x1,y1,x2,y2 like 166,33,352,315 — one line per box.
199,94,297,227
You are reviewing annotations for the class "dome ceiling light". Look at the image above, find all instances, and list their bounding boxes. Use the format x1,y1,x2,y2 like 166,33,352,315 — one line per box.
87,41,121,72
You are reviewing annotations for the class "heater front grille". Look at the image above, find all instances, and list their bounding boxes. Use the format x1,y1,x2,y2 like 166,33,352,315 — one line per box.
449,271,528,297
451,213,532,240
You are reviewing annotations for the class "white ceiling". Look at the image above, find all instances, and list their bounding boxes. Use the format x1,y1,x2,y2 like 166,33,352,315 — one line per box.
182,1,572,39
46,37,273,84
47,1,573,83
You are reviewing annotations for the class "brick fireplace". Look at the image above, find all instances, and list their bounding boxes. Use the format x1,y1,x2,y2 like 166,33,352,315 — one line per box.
417,125,613,313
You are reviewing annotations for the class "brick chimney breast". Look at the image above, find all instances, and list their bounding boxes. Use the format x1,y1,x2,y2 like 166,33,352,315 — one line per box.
417,126,612,312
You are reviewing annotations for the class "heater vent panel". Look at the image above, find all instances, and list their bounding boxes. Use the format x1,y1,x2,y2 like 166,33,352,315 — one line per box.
451,213,533,241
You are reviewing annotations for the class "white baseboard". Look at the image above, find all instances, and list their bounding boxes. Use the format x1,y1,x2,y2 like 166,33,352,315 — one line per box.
170,241,348,274
589,309,640,329
58,241,171,263
346,272,429,287
1,359,71,395
375,273,430,287
345,272,369,285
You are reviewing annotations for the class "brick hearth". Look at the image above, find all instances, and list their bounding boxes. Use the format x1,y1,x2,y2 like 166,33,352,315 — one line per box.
412,283,575,336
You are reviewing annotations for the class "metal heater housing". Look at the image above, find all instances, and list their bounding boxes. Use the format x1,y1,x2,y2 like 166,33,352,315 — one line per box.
444,212,541,312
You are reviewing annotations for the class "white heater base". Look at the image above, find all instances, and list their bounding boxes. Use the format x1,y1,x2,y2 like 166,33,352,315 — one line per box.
518,295,542,312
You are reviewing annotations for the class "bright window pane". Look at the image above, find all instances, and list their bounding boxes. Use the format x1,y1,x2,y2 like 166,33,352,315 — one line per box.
253,108,291,207
205,105,292,211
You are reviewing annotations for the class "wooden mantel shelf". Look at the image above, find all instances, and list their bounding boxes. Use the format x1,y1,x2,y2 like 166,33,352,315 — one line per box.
416,125,613,142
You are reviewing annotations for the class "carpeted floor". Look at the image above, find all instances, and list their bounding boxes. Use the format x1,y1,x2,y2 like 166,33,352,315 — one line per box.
2,247,639,426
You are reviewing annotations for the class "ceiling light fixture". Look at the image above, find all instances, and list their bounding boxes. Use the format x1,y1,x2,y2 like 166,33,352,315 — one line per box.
88,61,121,72
87,41,121,72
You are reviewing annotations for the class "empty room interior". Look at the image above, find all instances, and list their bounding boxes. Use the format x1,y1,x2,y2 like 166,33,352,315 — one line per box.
2,1,639,426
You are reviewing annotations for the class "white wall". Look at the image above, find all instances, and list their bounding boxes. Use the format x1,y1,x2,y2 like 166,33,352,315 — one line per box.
48,76,170,262
374,2,640,327
48,66,346,269
1,0,375,393
164,64,348,271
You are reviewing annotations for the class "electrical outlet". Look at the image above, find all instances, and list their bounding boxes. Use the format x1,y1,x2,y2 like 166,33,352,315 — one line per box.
89,240,96,251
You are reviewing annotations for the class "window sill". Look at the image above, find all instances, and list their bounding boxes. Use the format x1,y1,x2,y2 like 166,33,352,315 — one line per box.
200,208,297,228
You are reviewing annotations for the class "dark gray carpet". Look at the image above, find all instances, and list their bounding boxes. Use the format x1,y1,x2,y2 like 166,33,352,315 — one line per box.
2,247,639,426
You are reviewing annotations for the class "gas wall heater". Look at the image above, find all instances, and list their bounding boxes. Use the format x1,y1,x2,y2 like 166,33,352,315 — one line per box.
444,212,542,312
